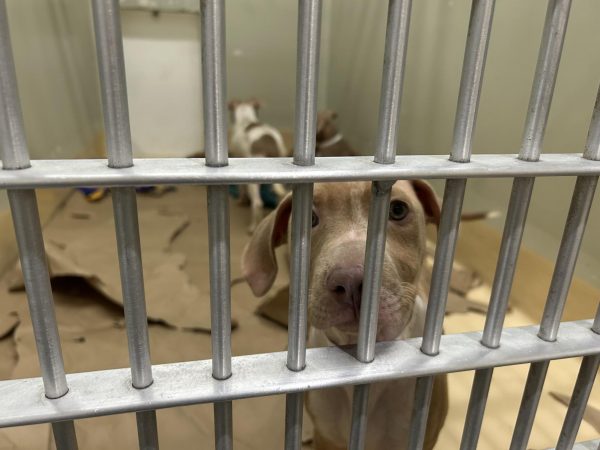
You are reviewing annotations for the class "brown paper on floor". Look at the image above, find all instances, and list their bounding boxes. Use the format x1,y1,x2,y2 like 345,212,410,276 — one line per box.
5,192,225,331
1,266,312,450
6,320,312,450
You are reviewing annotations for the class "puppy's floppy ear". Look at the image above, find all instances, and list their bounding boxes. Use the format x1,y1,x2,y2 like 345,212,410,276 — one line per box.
250,98,262,111
228,100,240,111
411,180,441,227
241,193,293,296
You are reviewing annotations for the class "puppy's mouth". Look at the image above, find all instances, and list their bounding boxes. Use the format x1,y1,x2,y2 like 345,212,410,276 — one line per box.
309,283,417,345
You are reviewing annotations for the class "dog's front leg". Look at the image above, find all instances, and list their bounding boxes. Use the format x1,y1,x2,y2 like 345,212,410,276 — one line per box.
247,183,263,234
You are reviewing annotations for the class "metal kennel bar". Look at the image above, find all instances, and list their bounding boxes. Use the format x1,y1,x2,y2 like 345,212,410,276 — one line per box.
90,1,159,448
285,0,321,448
0,1,599,450
462,1,573,448
0,0,78,448
349,0,412,448
0,320,598,427
410,1,495,448
200,1,234,450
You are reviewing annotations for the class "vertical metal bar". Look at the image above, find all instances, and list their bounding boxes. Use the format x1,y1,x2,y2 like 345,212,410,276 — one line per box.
349,384,370,450
520,0,572,161
482,0,571,348
421,0,494,356
1,1,77,448
91,1,158,448
206,184,233,450
6,191,72,395
349,1,411,449
285,2,321,448
538,82,600,341
200,0,228,168
136,411,159,450
112,190,153,387
214,401,233,450
91,0,133,169
593,303,600,334
287,0,321,373
451,0,496,163
286,184,313,371
461,4,571,448
284,392,304,450
584,86,600,161
539,175,598,341
373,0,412,165
200,1,232,449
6,191,68,397
0,0,28,170
292,0,321,168
459,368,494,450
407,376,435,450
412,4,495,442
556,355,600,450
482,176,534,346
509,360,550,450
356,0,412,365
420,178,467,355
52,421,79,450
356,179,395,362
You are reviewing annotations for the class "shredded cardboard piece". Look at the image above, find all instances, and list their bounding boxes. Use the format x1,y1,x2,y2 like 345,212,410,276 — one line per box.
550,391,600,433
5,193,224,331
0,311,18,339
6,315,313,450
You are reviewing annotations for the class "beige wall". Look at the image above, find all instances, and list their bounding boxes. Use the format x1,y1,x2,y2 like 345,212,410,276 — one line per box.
325,0,600,288
226,0,331,128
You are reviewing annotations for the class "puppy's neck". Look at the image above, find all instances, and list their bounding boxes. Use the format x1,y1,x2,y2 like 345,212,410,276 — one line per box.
317,123,340,143
317,132,343,149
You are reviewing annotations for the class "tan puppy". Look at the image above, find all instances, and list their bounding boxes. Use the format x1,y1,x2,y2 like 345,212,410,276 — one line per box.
315,110,359,157
242,181,448,450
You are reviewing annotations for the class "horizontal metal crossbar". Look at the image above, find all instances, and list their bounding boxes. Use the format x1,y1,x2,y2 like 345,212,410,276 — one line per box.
0,154,599,189
0,320,597,429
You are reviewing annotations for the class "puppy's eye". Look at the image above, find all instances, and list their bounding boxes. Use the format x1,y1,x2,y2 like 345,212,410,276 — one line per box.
389,200,409,221
312,210,319,228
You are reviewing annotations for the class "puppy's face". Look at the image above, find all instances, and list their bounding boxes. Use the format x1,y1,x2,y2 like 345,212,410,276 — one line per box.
242,181,440,345
228,99,261,124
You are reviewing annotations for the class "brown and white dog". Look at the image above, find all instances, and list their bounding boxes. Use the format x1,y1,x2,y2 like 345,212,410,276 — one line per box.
316,110,359,157
229,99,288,232
242,181,448,450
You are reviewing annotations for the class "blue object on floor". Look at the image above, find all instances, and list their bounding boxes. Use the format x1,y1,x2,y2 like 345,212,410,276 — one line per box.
229,185,280,209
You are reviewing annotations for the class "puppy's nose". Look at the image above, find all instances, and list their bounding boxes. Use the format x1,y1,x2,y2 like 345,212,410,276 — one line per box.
326,266,364,318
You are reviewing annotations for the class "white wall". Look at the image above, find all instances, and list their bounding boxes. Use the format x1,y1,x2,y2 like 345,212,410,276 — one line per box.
122,10,204,158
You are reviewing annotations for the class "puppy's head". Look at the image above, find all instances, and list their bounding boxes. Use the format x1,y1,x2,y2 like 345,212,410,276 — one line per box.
316,110,339,143
228,98,262,124
242,181,440,345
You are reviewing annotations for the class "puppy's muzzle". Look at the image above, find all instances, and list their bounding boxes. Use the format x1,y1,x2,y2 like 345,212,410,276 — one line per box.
326,265,364,319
